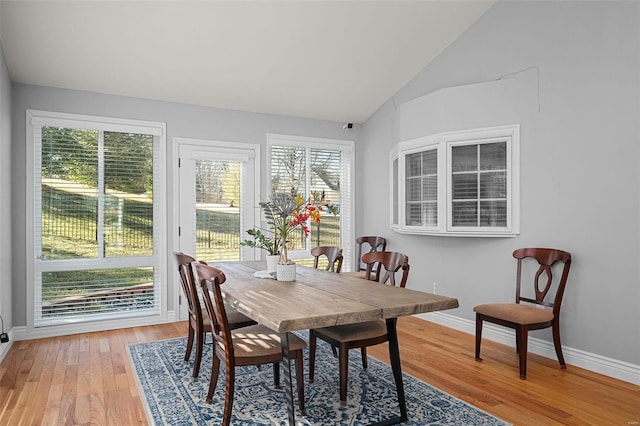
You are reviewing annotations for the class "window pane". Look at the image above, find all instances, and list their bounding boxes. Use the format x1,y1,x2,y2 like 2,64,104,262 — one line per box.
310,148,341,248
480,142,507,171
423,203,437,226
195,160,241,261
406,177,421,202
392,158,398,225
406,152,422,177
451,145,477,172
480,200,507,227
104,132,154,258
423,150,437,174
271,146,306,194
34,112,163,328
422,176,437,201
406,203,422,226
452,201,478,226
480,171,507,199
41,127,99,260
41,267,155,319
452,173,477,199
270,145,342,251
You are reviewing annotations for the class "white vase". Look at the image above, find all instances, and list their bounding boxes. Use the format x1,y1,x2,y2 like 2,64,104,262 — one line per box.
276,263,296,281
265,254,280,274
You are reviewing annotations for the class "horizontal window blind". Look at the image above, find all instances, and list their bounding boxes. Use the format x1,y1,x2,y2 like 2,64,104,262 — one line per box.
451,141,507,227
31,111,164,327
268,136,353,269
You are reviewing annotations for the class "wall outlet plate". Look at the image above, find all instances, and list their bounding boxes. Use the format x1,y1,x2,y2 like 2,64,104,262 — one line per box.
0,333,8,343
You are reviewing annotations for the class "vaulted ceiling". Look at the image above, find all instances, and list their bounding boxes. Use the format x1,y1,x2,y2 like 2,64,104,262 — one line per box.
0,1,494,123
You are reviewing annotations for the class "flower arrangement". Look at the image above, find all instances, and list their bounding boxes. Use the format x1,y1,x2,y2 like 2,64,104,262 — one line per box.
251,190,336,265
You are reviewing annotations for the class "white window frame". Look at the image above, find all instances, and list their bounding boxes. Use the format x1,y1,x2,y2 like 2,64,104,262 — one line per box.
393,124,520,237
267,133,355,270
26,110,167,337
389,145,399,230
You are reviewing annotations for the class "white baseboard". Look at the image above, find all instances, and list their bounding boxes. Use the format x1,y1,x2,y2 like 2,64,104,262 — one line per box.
417,312,640,386
0,311,178,365
11,310,177,341
0,328,15,364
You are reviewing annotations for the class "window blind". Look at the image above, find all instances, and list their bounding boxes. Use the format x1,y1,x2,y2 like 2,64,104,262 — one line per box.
31,112,164,327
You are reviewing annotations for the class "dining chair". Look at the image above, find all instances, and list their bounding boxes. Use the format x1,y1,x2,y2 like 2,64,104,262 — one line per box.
174,252,255,378
473,248,572,379
311,246,344,273
192,262,307,425
309,251,410,402
343,236,387,279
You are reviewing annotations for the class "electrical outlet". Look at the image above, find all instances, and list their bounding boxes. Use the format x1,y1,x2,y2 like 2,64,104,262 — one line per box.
0,333,8,343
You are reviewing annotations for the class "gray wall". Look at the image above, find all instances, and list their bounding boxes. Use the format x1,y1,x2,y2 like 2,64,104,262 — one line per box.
0,31,12,336
361,1,640,365
10,84,359,327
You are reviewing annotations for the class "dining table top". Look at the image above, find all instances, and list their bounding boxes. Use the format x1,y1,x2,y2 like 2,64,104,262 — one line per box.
208,260,459,333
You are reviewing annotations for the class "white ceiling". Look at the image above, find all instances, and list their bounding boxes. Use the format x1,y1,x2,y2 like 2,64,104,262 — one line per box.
0,1,493,123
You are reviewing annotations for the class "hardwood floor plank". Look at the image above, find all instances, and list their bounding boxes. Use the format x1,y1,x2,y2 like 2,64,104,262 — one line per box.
0,318,637,425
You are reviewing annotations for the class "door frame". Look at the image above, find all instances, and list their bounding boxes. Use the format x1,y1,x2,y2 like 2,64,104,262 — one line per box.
172,137,260,321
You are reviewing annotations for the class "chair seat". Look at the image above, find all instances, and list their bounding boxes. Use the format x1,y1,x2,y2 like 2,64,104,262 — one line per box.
314,320,387,342
474,303,554,325
231,324,307,358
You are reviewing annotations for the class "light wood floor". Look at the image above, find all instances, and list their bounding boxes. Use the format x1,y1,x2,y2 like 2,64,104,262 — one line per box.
0,317,638,425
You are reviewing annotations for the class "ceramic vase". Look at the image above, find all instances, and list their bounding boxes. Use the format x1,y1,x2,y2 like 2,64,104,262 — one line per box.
276,263,296,281
266,254,279,274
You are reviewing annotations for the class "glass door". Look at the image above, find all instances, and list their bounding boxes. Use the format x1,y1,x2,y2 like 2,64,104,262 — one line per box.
177,142,258,318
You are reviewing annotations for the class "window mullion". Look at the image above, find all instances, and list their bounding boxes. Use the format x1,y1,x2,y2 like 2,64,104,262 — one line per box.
304,147,312,250
98,130,105,258
476,144,481,227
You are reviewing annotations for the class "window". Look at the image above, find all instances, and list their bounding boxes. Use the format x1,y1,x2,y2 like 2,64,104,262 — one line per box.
27,110,166,328
267,134,354,269
392,125,519,237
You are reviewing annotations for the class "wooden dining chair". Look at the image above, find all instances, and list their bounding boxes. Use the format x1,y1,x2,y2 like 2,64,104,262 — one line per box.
311,246,343,273
474,248,572,379
192,262,307,425
174,252,255,378
309,251,409,402
343,236,387,279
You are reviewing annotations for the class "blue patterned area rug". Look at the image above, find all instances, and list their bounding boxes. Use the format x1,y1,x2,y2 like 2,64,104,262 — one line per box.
127,334,508,425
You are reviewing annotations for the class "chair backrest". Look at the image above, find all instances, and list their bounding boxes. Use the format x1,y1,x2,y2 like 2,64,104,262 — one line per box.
362,251,409,288
191,262,233,358
355,236,387,272
513,248,572,316
174,252,200,321
311,246,344,272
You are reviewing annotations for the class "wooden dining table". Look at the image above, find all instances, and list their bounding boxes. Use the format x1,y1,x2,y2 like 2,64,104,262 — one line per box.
209,260,459,426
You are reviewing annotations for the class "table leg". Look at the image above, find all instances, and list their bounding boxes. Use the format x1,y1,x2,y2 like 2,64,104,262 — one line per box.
280,332,295,425
378,318,408,426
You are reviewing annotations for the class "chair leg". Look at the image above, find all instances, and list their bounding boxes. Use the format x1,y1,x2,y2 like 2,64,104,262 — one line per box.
360,347,368,369
517,327,528,379
552,320,566,369
206,353,221,403
193,330,204,378
185,324,194,362
295,351,305,414
338,343,349,403
474,314,483,361
308,330,317,383
222,366,235,426
273,362,281,389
